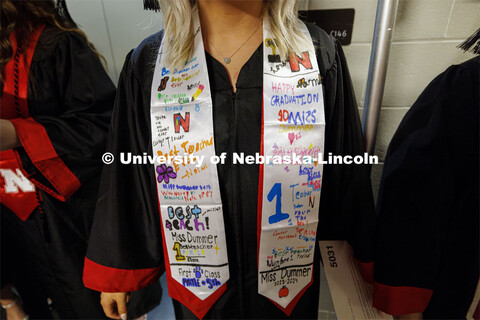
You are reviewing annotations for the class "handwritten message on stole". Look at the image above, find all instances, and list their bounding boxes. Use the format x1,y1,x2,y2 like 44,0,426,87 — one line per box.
258,20,326,308
150,12,229,301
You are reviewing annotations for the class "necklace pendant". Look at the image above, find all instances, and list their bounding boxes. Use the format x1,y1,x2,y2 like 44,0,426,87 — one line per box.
223,57,231,64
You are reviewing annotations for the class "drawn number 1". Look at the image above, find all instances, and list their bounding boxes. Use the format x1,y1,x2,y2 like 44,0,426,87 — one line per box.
173,241,186,261
267,183,289,224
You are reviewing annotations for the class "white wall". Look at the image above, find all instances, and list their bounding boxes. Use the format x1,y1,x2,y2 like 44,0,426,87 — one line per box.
68,0,164,80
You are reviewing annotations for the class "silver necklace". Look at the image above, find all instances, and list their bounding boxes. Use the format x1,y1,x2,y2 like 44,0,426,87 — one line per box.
207,19,262,64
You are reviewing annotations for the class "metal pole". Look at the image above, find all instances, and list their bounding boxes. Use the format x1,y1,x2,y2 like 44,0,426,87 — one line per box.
362,0,399,155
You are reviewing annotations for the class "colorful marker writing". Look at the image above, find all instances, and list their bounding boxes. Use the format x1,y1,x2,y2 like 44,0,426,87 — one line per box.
191,84,204,101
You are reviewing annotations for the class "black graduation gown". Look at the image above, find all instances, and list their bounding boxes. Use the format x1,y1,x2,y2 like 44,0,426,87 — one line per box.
84,23,376,319
1,26,159,319
373,56,480,318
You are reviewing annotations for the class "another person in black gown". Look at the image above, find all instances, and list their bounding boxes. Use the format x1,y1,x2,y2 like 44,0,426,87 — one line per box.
0,1,161,318
373,29,480,319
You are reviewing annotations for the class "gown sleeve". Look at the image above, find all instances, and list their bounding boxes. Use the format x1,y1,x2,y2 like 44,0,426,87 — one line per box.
10,29,114,201
83,39,165,293
310,25,377,283
372,58,479,316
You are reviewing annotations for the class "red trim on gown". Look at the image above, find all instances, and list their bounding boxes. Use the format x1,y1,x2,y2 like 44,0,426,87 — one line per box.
373,282,433,315
83,257,162,293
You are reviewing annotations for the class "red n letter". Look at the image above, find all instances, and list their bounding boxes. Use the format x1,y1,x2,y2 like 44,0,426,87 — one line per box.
289,52,312,72
174,112,190,133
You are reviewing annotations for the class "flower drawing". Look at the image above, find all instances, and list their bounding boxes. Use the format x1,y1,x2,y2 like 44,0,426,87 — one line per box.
157,164,177,184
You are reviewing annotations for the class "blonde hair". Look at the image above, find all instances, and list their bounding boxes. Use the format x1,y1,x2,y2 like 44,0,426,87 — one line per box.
159,0,311,68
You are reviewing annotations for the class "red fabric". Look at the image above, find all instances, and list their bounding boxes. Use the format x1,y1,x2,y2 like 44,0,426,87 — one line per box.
1,25,79,208
9,117,81,201
256,91,264,267
0,27,44,120
373,282,433,315
0,46,19,119
0,150,38,220
0,27,45,220
356,260,374,284
83,258,162,293
155,183,227,320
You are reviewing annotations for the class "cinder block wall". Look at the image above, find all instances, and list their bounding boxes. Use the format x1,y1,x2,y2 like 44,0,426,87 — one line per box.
304,0,478,198
68,0,164,81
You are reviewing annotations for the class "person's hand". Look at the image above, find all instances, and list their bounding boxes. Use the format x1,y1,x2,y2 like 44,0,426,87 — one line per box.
1,285,28,320
0,119,20,151
100,292,130,320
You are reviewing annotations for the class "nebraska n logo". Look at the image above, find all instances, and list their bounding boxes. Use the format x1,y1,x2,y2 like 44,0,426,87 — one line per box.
289,52,312,72
0,169,35,193
174,112,190,133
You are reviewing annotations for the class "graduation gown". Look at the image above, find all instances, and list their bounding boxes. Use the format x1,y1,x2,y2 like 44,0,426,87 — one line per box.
373,56,480,318
84,23,376,319
1,26,159,319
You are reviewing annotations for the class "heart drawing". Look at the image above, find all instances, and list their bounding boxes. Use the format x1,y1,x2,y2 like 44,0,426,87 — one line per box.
288,132,295,145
